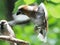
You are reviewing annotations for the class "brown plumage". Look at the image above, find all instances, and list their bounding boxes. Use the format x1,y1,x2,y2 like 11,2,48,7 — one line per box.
16,3,48,42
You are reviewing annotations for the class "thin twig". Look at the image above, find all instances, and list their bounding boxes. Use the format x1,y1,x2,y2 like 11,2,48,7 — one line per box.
0,35,29,45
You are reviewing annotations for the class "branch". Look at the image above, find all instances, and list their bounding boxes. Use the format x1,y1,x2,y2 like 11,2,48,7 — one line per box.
0,35,29,45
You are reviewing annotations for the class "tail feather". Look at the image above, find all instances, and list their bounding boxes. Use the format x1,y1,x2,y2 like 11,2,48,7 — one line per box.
38,33,47,43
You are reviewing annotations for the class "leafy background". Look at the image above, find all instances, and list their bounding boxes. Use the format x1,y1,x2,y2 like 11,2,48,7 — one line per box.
0,0,60,45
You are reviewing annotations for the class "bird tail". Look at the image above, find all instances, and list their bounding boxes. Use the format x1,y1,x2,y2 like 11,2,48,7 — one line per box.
37,29,47,43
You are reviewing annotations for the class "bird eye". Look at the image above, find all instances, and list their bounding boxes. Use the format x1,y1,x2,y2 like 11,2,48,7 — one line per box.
16,11,22,15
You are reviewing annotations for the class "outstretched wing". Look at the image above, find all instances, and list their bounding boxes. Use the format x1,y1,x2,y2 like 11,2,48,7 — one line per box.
34,3,48,42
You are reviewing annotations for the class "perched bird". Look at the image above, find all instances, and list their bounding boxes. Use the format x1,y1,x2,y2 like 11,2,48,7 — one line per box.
16,2,48,42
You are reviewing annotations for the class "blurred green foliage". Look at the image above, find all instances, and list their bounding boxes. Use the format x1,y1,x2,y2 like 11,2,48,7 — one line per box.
0,0,60,45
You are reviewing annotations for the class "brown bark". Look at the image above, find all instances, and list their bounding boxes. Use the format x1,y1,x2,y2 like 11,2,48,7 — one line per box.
0,35,29,45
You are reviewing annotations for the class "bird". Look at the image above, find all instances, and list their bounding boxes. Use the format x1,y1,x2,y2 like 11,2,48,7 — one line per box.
16,2,48,42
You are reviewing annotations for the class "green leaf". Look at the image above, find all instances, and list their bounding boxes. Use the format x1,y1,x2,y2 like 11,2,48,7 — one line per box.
48,33,57,39
47,4,60,18
24,0,36,5
51,0,60,3
13,0,25,13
